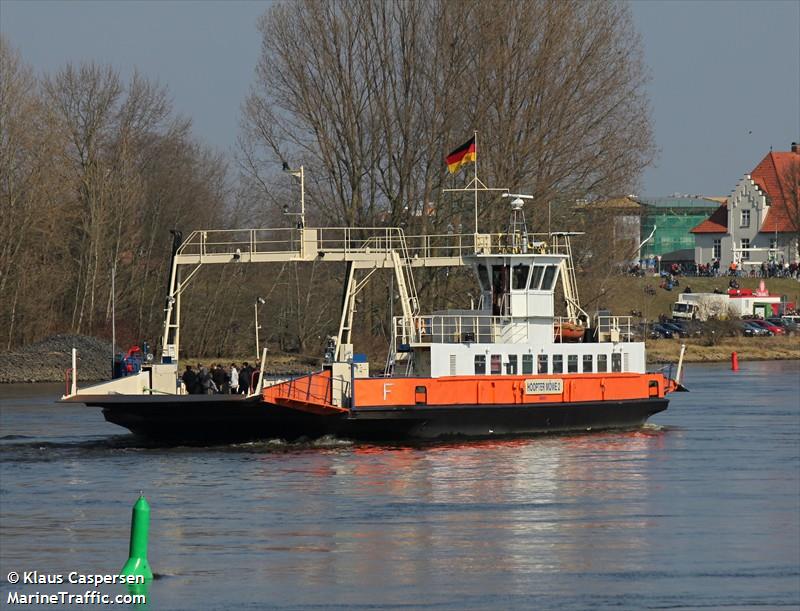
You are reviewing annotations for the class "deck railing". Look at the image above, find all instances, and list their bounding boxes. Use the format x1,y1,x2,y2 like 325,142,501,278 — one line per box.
177,228,299,257
596,315,634,342
394,314,529,346
175,227,571,261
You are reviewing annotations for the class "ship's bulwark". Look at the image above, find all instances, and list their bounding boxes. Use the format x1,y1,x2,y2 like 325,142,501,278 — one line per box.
79,394,667,444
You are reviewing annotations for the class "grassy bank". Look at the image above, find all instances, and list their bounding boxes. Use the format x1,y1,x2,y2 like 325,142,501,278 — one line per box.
646,336,800,363
596,276,799,320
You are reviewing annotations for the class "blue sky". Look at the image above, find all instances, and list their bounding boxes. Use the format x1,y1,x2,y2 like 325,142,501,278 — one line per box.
2,0,798,197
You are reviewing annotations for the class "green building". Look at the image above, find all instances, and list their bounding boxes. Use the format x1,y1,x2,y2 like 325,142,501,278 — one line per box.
639,196,722,260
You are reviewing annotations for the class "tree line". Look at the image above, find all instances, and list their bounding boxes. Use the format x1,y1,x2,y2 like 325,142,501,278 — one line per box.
2,0,654,360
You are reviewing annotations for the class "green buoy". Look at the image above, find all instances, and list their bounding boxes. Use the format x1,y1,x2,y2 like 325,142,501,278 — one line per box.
121,494,154,581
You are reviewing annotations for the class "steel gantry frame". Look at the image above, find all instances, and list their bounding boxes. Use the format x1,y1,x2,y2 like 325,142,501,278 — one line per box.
159,226,584,364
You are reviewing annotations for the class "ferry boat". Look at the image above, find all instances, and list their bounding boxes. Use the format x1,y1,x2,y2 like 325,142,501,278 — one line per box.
62,188,685,443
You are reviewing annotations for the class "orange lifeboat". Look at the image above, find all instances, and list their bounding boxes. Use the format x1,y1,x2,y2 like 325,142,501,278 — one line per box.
554,321,584,342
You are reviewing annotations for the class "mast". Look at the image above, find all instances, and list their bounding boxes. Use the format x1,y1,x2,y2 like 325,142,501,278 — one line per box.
473,130,479,235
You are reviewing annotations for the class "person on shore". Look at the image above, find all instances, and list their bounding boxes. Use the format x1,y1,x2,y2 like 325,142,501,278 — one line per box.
181,365,198,395
229,363,239,394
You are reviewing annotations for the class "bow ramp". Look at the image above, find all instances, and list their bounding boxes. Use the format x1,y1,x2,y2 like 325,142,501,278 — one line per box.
262,371,348,416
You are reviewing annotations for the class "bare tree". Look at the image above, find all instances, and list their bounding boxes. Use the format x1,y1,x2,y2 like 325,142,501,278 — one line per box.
1,41,232,351
239,0,654,349
0,38,68,347
242,0,653,229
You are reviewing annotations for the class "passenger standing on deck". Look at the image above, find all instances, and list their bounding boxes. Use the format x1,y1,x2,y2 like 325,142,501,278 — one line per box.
181,365,198,395
229,363,239,394
212,364,227,394
199,365,217,394
239,362,252,394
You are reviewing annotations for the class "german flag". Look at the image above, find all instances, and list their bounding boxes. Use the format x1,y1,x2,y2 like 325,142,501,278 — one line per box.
446,136,476,173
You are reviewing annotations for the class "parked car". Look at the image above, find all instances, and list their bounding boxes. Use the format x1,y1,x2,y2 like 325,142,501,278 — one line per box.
768,318,798,335
748,319,784,335
659,322,689,338
649,323,674,339
668,318,704,337
739,321,771,337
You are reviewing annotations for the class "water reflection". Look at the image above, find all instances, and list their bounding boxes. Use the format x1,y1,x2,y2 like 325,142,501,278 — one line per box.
2,362,798,609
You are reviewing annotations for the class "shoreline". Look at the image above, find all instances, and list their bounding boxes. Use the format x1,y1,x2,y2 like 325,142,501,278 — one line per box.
645,337,800,363
1,337,797,384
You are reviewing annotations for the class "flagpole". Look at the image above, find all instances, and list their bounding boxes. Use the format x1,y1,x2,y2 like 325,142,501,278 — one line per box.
473,130,479,235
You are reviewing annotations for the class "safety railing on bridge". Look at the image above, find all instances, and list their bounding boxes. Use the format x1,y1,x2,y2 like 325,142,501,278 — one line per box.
596,315,634,342
177,228,300,257
394,314,530,347
175,227,572,261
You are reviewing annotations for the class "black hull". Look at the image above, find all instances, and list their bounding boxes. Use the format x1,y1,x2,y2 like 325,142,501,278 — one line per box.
71,394,668,444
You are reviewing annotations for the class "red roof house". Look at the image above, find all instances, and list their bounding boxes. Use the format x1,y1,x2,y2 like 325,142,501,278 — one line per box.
690,144,799,266
690,201,728,234
750,150,799,233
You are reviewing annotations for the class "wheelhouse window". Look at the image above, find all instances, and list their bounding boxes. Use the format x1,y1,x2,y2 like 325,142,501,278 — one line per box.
529,265,545,290
552,354,563,374
567,354,578,373
583,354,593,373
474,355,486,375
476,265,490,291
537,354,548,374
506,354,518,375
522,354,534,375
597,354,608,373
541,265,559,291
611,353,622,372
512,264,530,290
492,266,510,316
490,354,502,375
492,266,509,292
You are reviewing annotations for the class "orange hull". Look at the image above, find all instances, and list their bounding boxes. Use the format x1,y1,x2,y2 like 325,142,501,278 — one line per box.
353,373,666,408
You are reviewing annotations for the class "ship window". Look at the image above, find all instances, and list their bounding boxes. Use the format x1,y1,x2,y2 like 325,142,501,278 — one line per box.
477,265,490,291
506,355,518,375
552,354,563,374
492,266,509,292
611,353,622,372
542,265,559,291
567,354,578,373
583,354,593,373
492,265,510,316
522,354,534,375
450,354,457,376
512,264,529,290
597,354,608,373
529,265,545,290
474,354,486,375
537,354,548,374
491,354,502,375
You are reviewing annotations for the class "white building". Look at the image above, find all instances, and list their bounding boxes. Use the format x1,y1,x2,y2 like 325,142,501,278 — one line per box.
692,144,799,270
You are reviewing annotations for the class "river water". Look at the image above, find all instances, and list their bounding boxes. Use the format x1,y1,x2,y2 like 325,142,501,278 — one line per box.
1,361,798,610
